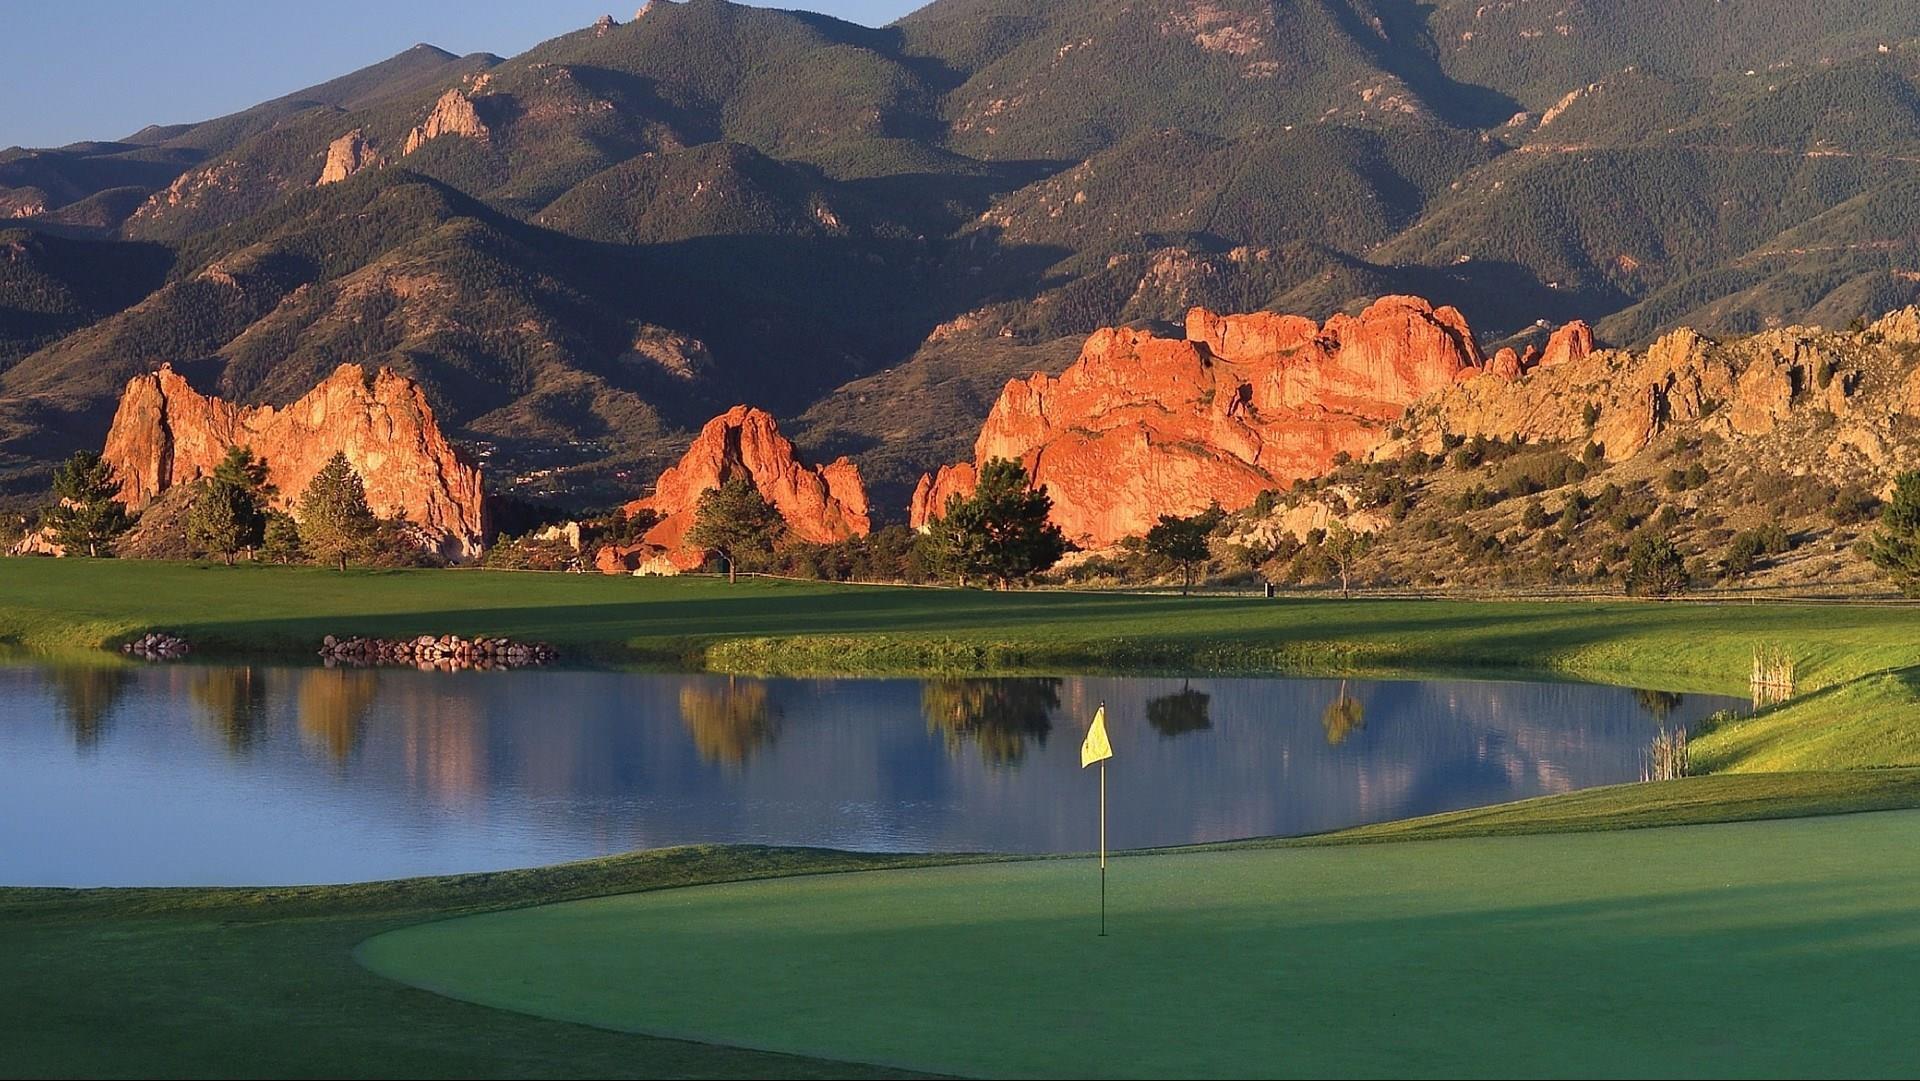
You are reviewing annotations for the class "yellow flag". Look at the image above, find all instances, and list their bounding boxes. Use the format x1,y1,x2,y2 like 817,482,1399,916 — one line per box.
1080,705,1112,768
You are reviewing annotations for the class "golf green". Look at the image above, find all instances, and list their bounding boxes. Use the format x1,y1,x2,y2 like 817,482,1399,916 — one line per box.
361,811,1920,1079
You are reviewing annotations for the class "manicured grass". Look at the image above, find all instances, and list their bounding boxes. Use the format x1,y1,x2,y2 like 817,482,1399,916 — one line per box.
1693,667,1920,772
1276,768,1920,842
8,773,1920,1078
361,809,1920,1079
7,559,1920,695
0,845,973,1079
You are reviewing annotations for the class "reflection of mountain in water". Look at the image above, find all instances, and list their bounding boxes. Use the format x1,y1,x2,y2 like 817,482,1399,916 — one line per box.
1147,685,1211,737
190,667,267,754
0,664,1751,884
922,678,1059,765
680,680,781,766
48,666,129,749
296,668,378,763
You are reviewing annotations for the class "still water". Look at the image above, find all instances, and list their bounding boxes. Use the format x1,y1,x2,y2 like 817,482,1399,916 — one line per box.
0,663,1741,886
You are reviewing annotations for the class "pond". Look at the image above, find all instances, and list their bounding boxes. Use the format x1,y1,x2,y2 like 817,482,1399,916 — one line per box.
0,663,1743,886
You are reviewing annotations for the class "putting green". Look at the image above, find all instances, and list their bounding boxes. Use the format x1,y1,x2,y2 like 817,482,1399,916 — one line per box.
362,813,1920,1079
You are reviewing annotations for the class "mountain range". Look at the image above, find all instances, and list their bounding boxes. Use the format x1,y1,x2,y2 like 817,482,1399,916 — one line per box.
6,0,1920,518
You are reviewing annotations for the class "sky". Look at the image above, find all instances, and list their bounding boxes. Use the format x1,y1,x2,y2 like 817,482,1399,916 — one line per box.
1,0,923,150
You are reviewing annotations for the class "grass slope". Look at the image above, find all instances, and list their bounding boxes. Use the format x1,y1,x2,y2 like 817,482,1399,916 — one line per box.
1694,667,1920,772
7,559,1920,694
0,845,960,1079
361,810,1920,1079
10,774,1916,1078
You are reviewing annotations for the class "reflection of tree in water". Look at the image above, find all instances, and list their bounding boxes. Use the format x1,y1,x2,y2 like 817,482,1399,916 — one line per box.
679,680,781,765
1322,682,1366,747
922,678,1059,766
1146,683,1212,737
1634,689,1684,724
190,667,267,753
296,668,379,764
49,666,130,749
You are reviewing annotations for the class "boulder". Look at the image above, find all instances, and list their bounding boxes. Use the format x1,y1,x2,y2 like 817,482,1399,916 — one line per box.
100,363,486,558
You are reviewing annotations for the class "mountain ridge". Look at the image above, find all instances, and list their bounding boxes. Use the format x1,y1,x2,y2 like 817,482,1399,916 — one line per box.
4,0,1920,517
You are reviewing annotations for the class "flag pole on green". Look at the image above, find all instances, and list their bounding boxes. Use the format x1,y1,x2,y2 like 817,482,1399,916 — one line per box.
1081,702,1113,936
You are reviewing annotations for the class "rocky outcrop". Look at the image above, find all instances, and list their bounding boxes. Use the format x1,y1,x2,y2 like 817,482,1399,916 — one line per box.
1387,317,1902,469
100,364,486,558
404,89,491,155
909,462,979,527
317,129,382,185
912,296,1494,546
610,405,870,571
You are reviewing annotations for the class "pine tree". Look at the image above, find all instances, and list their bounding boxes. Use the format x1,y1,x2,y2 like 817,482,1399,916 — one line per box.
297,453,377,571
187,447,273,564
1867,471,1920,597
925,458,1066,588
1144,509,1217,595
45,451,133,558
1623,532,1688,597
688,476,786,583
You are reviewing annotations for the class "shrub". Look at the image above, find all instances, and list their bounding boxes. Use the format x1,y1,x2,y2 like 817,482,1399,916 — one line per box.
1520,499,1549,530
1829,483,1880,526
1623,533,1688,596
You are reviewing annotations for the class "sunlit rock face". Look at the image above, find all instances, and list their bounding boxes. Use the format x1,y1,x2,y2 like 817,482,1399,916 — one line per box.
613,404,870,571
101,363,486,558
911,296,1493,546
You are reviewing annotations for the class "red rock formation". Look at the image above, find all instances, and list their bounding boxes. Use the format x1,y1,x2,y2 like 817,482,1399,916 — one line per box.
912,296,1487,546
909,463,979,527
404,89,490,155
616,405,870,571
100,363,486,558
317,129,381,185
1540,320,1594,368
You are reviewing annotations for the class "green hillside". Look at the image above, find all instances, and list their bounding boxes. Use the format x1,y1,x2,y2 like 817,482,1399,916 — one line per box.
5,0,1920,510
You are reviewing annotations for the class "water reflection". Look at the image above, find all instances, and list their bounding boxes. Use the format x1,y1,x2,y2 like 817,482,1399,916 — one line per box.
189,667,268,754
48,666,129,749
0,664,1746,886
296,668,378,764
1146,684,1212,737
921,678,1059,765
1322,682,1366,746
1634,689,1683,723
680,679,781,766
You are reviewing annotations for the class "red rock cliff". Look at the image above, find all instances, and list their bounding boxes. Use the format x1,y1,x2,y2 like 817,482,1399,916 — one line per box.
101,363,487,558
618,405,870,570
911,296,1494,546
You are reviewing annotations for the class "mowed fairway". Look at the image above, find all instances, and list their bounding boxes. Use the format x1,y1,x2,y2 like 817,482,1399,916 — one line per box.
363,812,1920,1079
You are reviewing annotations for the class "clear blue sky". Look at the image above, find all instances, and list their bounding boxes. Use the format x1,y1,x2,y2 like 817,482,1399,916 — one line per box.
1,1,924,149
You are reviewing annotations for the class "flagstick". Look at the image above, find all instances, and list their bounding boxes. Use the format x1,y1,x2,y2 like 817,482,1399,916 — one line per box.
1098,759,1107,937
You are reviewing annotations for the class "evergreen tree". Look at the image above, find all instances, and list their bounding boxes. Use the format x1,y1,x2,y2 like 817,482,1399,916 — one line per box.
45,451,132,558
1144,509,1217,594
186,447,274,564
260,511,305,564
1622,532,1688,597
925,458,1066,588
688,476,786,583
297,453,377,571
1867,471,1920,597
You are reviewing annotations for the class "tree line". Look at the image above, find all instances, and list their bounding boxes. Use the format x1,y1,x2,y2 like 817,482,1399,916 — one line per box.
30,447,417,570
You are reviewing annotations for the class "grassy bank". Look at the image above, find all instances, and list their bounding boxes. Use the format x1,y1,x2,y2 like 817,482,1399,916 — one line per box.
9,774,1919,1079
8,559,1920,694
362,809,1920,1078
